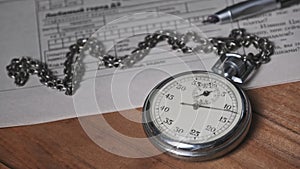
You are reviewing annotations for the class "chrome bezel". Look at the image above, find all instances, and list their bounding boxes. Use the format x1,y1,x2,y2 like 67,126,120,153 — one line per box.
142,71,251,161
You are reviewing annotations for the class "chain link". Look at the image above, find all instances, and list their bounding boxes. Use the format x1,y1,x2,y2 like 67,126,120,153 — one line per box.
6,28,274,95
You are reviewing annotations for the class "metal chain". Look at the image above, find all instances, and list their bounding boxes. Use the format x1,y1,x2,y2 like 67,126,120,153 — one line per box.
209,28,274,66
6,28,274,95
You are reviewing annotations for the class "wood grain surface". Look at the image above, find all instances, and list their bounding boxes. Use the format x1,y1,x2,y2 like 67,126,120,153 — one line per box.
0,82,299,169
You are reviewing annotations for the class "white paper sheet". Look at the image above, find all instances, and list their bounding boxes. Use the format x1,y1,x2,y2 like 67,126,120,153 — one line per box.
0,0,299,128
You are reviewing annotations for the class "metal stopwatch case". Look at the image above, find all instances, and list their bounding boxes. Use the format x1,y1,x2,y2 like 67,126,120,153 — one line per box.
142,54,254,161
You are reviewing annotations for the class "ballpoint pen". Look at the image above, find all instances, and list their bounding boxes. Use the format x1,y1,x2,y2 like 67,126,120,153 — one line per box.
203,0,300,24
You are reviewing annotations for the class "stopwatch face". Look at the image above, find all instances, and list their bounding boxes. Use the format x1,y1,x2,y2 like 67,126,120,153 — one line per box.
142,71,251,160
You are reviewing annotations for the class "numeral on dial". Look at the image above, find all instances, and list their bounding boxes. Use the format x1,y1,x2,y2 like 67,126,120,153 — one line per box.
176,83,186,91
205,125,216,132
165,94,174,100
174,127,184,133
219,116,228,123
224,104,232,110
160,106,170,112
190,129,201,136
163,118,173,125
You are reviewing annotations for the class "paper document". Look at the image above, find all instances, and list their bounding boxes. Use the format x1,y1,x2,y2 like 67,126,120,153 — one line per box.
0,0,299,127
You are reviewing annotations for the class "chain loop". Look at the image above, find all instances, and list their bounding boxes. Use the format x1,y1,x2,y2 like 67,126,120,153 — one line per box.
6,28,274,95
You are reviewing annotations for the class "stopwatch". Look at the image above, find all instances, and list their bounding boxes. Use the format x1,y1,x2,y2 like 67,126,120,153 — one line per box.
142,28,273,160
142,71,251,160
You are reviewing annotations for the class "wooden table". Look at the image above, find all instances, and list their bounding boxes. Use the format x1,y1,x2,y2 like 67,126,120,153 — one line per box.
0,82,299,169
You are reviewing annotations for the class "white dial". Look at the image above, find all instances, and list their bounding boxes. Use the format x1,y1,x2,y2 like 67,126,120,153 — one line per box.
143,71,251,160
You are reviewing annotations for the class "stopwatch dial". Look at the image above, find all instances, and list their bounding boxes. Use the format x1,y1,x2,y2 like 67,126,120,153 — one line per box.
147,72,243,144
192,85,220,105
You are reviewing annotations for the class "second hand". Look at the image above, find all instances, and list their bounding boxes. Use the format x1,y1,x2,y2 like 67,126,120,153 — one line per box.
180,102,236,114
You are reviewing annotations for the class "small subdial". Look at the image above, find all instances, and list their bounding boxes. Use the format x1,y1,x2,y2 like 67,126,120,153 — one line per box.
192,87,220,105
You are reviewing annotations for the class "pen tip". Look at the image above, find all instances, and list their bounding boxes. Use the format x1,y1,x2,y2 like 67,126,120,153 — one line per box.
203,15,220,24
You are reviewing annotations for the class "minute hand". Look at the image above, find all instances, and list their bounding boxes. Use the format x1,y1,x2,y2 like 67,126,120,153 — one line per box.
180,102,236,113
